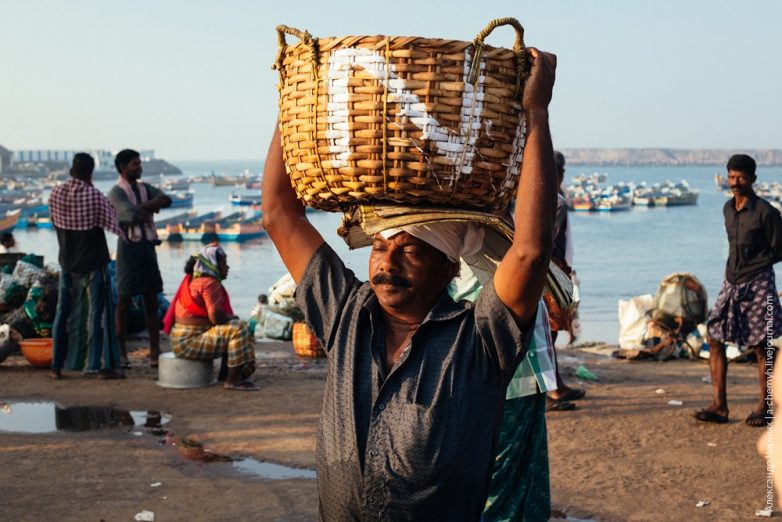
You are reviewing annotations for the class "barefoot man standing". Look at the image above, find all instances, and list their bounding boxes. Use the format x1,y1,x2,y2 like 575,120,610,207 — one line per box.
696,154,782,427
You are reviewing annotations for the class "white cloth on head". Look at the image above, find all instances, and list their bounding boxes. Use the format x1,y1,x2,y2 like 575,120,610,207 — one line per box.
379,222,485,263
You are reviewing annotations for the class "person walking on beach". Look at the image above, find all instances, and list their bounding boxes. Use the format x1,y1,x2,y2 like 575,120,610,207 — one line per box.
696,154,782,426
48,153,126,379
263,48,558,520
108,149,171,368
544,151,585,411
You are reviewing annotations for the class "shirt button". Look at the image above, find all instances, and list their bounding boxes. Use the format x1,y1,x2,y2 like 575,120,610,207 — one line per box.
529,352,536,357
368,496,374,504
378,403,385,411
370,448,379,456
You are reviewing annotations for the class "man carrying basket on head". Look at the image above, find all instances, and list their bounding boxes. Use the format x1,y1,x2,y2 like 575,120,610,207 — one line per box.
264,39,558,520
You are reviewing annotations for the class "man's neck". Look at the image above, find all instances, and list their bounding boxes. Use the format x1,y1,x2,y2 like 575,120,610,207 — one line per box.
734,190,754,211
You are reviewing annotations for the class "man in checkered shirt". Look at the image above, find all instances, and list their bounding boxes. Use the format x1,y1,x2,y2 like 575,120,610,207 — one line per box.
49,153,126,379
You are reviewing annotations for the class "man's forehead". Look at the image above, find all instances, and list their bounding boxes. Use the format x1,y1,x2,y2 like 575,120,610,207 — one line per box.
373,231,425,245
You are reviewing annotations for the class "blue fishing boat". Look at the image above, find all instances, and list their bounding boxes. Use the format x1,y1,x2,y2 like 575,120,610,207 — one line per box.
169,190,195,209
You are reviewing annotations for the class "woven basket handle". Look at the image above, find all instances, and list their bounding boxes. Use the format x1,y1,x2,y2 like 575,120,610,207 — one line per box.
469,17,527,96
273,25,318,71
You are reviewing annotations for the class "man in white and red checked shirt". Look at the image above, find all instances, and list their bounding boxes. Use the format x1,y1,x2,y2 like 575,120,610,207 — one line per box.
48,153,126,379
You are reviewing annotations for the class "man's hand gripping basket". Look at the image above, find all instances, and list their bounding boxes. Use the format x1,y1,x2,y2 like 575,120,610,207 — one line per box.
273,18,529,212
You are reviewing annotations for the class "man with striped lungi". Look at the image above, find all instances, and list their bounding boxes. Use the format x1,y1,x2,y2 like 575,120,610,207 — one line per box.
696,154,782,427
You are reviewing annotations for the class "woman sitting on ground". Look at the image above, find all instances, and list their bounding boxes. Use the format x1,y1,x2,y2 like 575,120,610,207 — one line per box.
163,243,257,390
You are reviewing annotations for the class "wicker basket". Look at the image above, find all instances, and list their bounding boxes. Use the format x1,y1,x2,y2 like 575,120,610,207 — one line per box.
274,18,528,212
292,322,325,358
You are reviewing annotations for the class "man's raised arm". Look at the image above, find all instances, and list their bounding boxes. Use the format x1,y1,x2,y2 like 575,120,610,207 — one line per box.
261,124,325,283
494,48,558,326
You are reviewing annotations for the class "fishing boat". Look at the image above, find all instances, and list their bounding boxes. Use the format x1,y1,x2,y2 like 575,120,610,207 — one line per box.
215,216,266,242
210,175,243,187
245,179,262,190
169,190,195,208
595,195,632,211
571,196,594,211
229,192,261,206
160,176,191,191
655,181,699,207
0,210,22,233
180,212,242,242
155,210,206,241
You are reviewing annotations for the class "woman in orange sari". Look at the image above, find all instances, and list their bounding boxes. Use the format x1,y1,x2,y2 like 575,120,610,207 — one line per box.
163,243,257,390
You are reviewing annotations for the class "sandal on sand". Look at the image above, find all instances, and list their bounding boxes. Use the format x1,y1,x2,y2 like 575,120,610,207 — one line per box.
546,399,576,412
554,388,586,402
694,410,729,424
224,380,260,392
745,411,771,427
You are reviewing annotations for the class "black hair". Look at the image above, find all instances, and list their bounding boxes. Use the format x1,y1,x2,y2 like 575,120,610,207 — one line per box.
114,149,140,172
71,152,95,178
554,151,566,171
258,294,268,304
184,255,197,275
1,232,14,244
727,154,757,180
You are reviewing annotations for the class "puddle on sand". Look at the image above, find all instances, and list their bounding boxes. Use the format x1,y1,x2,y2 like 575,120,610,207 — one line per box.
0,401,170,434
167,434,315,480
233,458,316,480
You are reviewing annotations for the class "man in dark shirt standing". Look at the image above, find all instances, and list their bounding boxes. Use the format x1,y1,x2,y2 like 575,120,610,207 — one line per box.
696,154,782,426
263,48,558,520
49,153,126,379
109,149,171,368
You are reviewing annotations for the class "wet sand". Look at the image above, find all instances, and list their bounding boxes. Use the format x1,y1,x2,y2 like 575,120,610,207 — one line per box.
0,337,773,521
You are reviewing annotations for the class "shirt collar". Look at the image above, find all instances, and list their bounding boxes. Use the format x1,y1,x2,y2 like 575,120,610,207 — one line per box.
730,192,758,213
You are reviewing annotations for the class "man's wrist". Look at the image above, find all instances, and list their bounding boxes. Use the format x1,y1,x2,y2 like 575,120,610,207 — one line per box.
524,109,549,126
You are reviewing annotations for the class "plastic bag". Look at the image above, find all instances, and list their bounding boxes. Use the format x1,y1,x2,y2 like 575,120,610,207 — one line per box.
12,260,46,288
618,294,654,349
257,310,293,340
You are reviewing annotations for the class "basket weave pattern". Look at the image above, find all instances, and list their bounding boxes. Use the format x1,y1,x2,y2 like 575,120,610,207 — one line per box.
274,18,528,211
292,322,325,358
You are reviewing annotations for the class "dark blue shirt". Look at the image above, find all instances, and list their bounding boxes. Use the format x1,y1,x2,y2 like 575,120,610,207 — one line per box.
724,194,782,284
295,243,529,521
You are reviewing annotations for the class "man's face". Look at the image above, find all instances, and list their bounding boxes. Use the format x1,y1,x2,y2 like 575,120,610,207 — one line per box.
728,169,754,197
121,156,143,181
369,232,455,312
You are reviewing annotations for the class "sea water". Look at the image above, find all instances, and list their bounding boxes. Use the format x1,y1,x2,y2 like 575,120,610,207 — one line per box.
13,162,782,343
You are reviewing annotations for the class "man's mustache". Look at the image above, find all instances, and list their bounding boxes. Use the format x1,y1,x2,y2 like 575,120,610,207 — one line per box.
371,273,411,288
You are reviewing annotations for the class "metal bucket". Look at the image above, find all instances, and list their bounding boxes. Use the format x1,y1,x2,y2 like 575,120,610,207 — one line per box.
156,352,217,389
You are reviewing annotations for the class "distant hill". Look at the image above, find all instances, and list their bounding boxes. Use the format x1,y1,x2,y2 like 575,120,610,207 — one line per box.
558,148,782,167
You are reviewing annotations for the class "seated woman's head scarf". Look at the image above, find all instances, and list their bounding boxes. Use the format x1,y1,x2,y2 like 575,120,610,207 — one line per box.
193,243,226,280
162,243,233,334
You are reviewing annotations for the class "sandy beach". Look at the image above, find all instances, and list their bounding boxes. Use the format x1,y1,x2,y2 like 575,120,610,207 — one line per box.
0,335,772,521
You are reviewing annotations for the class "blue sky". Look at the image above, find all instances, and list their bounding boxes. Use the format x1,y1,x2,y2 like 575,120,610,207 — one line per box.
1,0,780,160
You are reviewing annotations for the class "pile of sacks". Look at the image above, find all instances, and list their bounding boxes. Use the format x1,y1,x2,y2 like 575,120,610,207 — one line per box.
616,272,710,361
248,273,305,341
0,254,59,364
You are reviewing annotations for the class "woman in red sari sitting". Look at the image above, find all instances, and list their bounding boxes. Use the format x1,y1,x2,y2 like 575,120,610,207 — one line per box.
164,243,257,390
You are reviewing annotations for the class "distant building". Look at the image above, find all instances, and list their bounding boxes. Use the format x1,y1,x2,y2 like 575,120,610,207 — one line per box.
0,144,11,173
13,149,156,172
